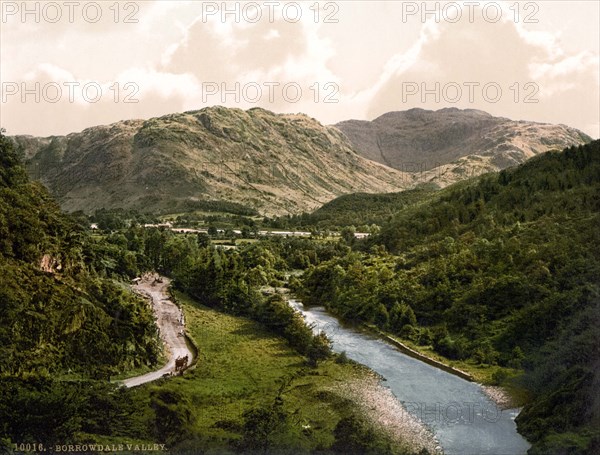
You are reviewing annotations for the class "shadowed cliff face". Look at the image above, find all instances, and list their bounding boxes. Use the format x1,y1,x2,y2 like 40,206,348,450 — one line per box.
335,108,591,184
13,107,411,216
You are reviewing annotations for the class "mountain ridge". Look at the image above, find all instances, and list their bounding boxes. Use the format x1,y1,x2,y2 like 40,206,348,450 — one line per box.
12,106,592,216
335,107,591,182
13,107,412,216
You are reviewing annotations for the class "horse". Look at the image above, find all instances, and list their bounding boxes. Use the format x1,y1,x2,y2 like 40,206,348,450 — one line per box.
175,355,189,372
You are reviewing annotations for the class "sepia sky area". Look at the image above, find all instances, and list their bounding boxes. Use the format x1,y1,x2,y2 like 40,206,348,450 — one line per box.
0,0,598,137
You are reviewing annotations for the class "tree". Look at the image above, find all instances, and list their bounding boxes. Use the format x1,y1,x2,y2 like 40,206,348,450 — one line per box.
340,226,356,244
374,303,389,329
197,232,210,248
283,313,314,354
390,303,417,334
150,389,194,445
508,346,525,369
307,331,332,366
332,414,391,454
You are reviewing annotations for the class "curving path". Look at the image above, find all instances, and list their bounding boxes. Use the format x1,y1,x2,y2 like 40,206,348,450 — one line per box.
121,274,194,388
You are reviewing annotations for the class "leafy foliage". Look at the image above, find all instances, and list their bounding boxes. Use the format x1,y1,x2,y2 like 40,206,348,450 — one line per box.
0,132,160,444
332,414,396,455
270,185,437,230
299,141,600,453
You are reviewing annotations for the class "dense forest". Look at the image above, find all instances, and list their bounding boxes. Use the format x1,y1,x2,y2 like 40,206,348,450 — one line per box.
299,140,600,454
0,132,166,450
0,132,162,378
269,185,438,230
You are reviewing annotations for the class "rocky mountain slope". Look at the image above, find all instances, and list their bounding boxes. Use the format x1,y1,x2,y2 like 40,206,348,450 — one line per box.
13,107,411,216
335,108,592,186
13,107,592,216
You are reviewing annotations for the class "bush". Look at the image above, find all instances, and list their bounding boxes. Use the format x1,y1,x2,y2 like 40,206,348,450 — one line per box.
399,324,418,341
240,405,287,453
307,332,332,367
150,389,194,445
491,368,509,386
331,414,392,454
335,351,350,364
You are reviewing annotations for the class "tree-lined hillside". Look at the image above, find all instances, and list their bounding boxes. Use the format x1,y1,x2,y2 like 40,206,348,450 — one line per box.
0,132,160,377
0,131,162,448
299,140,600,454
277,185,438,230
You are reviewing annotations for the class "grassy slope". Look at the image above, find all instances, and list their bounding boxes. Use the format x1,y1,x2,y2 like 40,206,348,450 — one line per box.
126,292,407,454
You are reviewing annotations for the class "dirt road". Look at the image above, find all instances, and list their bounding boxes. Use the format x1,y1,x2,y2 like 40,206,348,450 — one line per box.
121,274,194,388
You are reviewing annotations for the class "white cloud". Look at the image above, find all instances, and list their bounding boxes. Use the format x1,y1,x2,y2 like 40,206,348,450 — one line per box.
116,68,201,101
1,1,598,137
363,5,599,137
264,29,281,40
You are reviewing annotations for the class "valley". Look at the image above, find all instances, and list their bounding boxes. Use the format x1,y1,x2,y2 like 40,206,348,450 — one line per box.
1,116,599,455
2,0,598,450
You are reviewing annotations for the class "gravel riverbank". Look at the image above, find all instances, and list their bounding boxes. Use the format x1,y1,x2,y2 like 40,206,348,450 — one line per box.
332,371,443,454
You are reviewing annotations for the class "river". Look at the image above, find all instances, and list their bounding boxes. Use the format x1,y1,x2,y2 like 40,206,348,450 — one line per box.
289,299,531,455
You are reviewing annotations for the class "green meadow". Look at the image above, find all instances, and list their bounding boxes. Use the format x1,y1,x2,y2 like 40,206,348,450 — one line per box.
130,292,408,454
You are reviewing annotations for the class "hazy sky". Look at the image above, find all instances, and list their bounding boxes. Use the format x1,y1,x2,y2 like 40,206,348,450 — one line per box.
1,1,598,137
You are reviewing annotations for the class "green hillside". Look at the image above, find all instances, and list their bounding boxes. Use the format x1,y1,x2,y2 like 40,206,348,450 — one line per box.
299,140,600,454
278,184,438,230
0,131,161,448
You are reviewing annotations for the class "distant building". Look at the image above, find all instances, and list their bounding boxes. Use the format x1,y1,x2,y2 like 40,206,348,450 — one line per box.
257,230,311,237
143,222,173,229
172,228,206,234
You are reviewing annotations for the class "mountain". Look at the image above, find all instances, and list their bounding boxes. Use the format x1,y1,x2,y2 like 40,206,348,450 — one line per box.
12,107,411,216
335,108,592,186
14,107,592,216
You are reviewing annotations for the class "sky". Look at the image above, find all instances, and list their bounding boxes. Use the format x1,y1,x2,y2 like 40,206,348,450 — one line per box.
1,0,599,137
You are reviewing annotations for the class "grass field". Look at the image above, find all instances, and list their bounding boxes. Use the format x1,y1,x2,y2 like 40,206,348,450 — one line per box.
140,292,398,453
